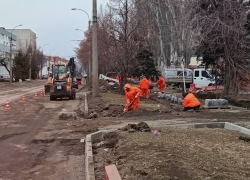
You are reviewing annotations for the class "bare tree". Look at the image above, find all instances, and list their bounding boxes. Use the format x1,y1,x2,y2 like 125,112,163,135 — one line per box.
189,0,250,95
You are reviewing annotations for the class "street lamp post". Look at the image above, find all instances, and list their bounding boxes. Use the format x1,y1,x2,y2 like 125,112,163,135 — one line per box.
49,49,55,71
40,44,49,79
29,37,38,80
53,53,60,65
10,24,22,83
72,8,92,86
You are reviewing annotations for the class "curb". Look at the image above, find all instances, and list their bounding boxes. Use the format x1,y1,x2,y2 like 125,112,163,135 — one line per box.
224,122,250,136
76,84,86,92
80,91,91,115
85,93,88,114
85,130,115,180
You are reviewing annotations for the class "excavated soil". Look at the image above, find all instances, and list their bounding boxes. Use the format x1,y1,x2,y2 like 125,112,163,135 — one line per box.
94,129,250,180
85,90,250,124
87,91,181,119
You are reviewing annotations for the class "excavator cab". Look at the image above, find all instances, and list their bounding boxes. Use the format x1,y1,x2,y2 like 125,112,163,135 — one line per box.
52,65,68,81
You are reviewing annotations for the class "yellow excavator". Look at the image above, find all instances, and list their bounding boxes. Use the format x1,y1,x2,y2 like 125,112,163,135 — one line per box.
45,57,76,101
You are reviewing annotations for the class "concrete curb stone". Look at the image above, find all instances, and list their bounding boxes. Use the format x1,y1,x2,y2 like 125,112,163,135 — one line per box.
178,98,183,105
85,130,115,180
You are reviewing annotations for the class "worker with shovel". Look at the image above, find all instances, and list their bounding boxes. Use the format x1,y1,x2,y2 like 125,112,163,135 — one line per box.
123,84,141,112
182,92,201,112
139,76,150,99
156,76,166,92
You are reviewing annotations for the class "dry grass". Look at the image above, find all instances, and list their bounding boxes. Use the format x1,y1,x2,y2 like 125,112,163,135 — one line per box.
94,128,250,180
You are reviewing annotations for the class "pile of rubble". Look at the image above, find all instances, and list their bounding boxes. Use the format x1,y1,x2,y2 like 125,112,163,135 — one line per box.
119,122,151,133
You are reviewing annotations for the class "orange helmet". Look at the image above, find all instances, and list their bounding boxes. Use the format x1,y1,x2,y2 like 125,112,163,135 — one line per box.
124,84,131,89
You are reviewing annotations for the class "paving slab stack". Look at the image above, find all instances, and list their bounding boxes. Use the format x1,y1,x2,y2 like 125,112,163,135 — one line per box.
173,96,178,104
205,99,229,108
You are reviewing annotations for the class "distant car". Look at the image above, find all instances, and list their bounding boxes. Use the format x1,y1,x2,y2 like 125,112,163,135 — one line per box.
42,75,48,79
0,75,10,82
106,72,117,79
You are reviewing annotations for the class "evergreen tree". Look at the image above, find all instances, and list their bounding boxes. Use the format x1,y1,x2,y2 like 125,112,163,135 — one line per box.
13,50,30,81
131,49,160,79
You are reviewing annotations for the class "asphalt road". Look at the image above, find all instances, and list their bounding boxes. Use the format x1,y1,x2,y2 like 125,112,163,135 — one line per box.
0,82,86,180
0,80,46,105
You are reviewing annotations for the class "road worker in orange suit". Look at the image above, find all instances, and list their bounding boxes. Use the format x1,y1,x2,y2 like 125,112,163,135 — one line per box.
139,76,150,98
123,84,140,112
156,76,166,92
116,75,121,85
182,92,201,112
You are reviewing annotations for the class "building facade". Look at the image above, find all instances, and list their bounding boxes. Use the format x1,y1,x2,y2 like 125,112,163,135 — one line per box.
0,27,17,75
6,29,36,52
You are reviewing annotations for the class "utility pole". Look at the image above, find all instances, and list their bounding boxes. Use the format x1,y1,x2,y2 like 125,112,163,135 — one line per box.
92,0,99,97
88,21,92,84
29,37,38,80
10,36,13,83
29,51,32,80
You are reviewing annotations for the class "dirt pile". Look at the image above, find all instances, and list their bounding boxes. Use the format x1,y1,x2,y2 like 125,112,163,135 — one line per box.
87,96,123,118
119,121,151,132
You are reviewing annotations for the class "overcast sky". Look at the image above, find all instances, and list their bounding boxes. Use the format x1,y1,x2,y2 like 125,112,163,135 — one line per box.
0,0,108,59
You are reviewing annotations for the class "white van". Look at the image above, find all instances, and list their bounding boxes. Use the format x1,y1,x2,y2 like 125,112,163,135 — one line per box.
193,68,215,88
165,68,215,89
164,67,193,79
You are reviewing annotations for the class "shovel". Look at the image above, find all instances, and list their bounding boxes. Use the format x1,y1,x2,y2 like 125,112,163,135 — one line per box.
123,97,136,113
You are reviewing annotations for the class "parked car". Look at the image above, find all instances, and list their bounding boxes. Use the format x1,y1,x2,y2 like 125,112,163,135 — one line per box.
0,74,10,82
42,75,48,79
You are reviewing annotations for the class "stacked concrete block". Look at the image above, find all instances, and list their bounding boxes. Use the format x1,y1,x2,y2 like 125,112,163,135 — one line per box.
205,99,229,107
173,96,178,104
166,94,172,101
157,92,165,99
171,95,177,103
58,111,77,120
164,94,172,101
178,98,183,105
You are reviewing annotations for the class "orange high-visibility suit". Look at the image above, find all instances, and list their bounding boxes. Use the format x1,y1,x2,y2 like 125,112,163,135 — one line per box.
183,93,201,107
116,75,121,84
139,78,150,98
124,84,140,112
157,77,166,92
